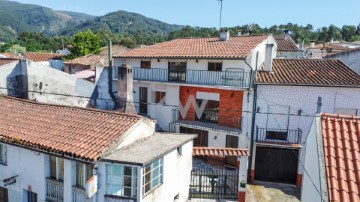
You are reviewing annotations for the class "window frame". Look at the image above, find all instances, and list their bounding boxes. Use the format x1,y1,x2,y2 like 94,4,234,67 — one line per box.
49,156,64,181
105,163,138,199
0,144,7,165
153,91,166,104
75,162,93,189
140,61,151,69
208,62,223,71
142,158,163,196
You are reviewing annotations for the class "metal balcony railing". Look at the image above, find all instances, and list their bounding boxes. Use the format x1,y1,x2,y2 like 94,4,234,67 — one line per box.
46,178,64,202
133,67,252,88
172,108,242,130
256,127,302,145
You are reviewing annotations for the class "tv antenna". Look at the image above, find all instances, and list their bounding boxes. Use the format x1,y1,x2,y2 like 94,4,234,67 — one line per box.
218,0,223,30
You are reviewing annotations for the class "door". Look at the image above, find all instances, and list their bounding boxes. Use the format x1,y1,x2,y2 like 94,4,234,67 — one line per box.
225,135,239,167
180,127,208,147
0,187,8,202
139,87,148,114
255,147,298,184
168,62,186,82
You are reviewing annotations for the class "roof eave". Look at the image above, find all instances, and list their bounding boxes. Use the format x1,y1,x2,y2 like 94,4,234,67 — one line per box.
113,56,247,60
255,82,360,88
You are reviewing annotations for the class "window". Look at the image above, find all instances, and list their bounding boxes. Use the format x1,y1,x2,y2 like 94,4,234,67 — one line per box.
113,66,119,79
141,61,151,69
50,156,64,181
168,62,186,82
76,162,93,188
208,62,222,71
106,164,138,198
0,187,8,202
25,190,37,202
195,99,219,124
0,144,7,165
153,91,166,104
143,158,163,195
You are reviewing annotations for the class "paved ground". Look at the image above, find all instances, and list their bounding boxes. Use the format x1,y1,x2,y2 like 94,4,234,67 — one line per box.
246,181,301,202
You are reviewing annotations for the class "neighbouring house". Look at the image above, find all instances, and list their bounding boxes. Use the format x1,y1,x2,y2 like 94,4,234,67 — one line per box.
63,54,108,82
324,48,360,75
251,58,360,188
107,31,277,201
274,30,303,58
0,59,98,108
302,113,360,202
0,95,195,202
23,52,65,70
0,58,20,66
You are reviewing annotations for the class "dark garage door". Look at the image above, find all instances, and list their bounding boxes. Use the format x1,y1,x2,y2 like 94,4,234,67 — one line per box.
255,147,298,184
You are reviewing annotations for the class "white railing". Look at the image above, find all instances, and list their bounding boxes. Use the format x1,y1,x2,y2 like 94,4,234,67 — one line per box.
46,178,64,202
73,186,92,202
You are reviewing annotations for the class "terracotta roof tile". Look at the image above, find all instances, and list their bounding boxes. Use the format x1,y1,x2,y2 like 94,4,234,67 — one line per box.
274,35,300,51
193,147,248,157
321,113,360,202
0,58,20,66
0,96,142,161
64,54,108,66
256,59,360,86
24,52,64,62
114,35,269,59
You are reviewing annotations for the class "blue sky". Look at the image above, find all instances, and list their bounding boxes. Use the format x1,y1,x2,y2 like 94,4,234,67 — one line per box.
15,0,360,29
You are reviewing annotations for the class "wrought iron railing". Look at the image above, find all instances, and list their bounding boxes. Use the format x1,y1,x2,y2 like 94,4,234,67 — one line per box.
46,178,64,202
172,108,242,130
132,67,252,88
73,186,92,202
256,127,302,144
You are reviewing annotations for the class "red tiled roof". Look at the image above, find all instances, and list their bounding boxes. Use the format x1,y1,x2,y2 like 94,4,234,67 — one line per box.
256,59,360,86
321,113,360,202
114,35,269,59
0,52,22,59
0,96,142,161
274,35,300,51
64,54,108,66
24,52,64,62
193,147,249,157
0,58,20,66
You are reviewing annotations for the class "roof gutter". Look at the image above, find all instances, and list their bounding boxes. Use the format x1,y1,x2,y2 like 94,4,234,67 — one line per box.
255,82,360,88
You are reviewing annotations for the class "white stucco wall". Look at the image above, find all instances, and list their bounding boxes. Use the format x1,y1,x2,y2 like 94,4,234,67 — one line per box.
255,84,360,174
301,117,322,202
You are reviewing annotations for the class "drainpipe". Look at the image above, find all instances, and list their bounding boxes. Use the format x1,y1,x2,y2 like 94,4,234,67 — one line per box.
107,40,118,109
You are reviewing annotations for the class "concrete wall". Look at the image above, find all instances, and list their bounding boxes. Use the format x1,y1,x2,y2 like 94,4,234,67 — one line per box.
276,51,303,59
325,49,360,75
0,60,97,108
141,141,193,202
301,117,322,202
254,84,360,174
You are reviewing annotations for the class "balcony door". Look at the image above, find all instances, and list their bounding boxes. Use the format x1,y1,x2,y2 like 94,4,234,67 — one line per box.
0,187,8,202
168,62,186,82
225,135,239,168
139,87,148,114
195,99,219,124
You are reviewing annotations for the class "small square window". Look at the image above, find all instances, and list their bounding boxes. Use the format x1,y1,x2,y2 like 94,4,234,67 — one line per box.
141,61,151,69
153,91,166,104
208,62,222,71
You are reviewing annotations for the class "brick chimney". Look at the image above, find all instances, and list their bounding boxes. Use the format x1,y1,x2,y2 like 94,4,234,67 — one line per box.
264,43,274,72
220,29,230,41
117,64,136,114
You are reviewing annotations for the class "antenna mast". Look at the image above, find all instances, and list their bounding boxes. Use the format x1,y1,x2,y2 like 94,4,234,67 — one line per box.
218,0,223,30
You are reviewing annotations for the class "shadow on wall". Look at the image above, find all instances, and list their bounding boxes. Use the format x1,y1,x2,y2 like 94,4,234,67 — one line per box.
1,60,100,108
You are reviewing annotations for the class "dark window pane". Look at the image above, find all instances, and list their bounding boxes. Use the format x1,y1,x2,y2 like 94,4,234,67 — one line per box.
124,176,132,187
208,62,222,71
141,61,151,69
50,156,56,179
124,166,132,175
124,187,131,197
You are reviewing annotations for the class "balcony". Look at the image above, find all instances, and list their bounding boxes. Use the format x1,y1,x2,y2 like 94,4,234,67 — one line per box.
73,186,92,202
171,108,242,134
46,178,64,202
256,128,302,146
132,67,252,88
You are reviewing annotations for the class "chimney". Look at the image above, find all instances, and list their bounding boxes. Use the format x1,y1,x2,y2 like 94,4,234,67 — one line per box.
284,29,289,40
237,29,243,36
117,64,137,114
220,29,230,41
264,43,274,72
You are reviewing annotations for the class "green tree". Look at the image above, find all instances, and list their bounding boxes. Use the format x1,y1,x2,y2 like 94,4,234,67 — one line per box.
6,44,26,54
67,29,101,59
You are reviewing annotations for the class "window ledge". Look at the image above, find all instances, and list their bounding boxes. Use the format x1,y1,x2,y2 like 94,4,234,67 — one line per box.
104,194,136,201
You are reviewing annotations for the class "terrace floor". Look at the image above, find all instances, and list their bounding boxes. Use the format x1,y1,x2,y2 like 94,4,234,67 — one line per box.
246,181,301,202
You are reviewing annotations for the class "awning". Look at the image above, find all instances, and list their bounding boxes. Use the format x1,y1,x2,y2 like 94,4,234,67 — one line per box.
193,147,249,157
